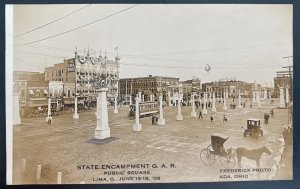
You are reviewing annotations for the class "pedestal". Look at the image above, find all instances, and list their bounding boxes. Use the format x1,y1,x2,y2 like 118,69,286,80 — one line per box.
223,98,228,110
191,94,197,117
279,87,285,108
13,93,21,125
177,98,183,121
133,97,142,131
133,123,142,131
73,97,79,119
176,114,183,121
212,92,216,112
158,96,165,126
95,88,110,139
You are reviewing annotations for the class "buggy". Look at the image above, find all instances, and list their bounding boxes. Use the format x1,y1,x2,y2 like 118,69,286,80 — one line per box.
243,118,263,137
200,133,236,168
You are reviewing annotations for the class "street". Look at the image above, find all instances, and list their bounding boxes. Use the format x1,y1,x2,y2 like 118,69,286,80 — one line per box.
12,98,291,184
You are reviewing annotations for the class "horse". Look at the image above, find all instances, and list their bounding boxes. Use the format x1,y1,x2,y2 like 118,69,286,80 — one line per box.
236,147,272,168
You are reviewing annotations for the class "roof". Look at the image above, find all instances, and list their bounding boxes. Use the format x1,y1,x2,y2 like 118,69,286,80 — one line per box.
211,133,229,147
247,118,261,121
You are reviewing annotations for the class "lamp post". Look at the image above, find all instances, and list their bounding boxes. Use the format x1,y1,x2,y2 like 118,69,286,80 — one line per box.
176,84,183,120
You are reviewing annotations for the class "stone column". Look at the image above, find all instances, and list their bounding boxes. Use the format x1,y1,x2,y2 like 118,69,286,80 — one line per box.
176,94,183,121
73,97,79,119
150,95,153,102
95,88,110,139
203,93,208,114
212,92,216,112
46,98,53,123
158,96,165,125
133,97,142,131
191,93,197,117
252,91,256,103
238,91,242,109
257,91,261,107
286,88,289,104
223,94,228,110
113,94,118,113
279,87,285,108
13,93,21,125
226,90,229,99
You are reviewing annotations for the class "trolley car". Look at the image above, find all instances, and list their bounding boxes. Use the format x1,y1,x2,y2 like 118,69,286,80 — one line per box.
129,102,159,118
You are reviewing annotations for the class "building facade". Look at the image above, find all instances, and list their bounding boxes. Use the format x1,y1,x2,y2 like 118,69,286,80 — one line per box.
119,75,179,102
202,80,261,98
274,70,293,98
45,49,120,103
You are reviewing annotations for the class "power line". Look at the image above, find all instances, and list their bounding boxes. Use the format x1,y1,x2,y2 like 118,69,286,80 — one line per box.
14,4,92,38
15,49,282,71
14,4,139,47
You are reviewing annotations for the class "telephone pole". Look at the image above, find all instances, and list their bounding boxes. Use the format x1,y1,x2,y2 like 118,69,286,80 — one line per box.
282,56,293,101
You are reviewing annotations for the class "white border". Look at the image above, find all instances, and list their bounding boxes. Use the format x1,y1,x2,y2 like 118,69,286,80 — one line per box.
5,4,13,185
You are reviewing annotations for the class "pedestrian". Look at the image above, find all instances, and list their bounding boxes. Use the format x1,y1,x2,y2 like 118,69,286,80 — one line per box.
250,104,252,108
266,113,270,124
152,115,155,125
270,109,274,117
223,114,227,123
198,110,203,119
264,113,268,124
210,113,214,122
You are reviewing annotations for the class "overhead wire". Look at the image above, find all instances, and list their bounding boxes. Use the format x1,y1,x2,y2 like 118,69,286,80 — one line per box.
14,4,139,47
14,4,92,38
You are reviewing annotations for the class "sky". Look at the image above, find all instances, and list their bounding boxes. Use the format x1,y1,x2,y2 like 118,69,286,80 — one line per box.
11,4,293,86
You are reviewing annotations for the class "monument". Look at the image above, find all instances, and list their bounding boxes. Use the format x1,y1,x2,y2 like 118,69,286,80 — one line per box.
158,96,166,125
133,97,142,131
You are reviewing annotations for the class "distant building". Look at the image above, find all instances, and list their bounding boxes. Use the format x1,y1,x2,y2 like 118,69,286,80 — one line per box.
181,77,201,101
13,71,48,117
119,75,179,102
14,71,45,81
274,70,293,98
45,49,120,102
202,80,261,98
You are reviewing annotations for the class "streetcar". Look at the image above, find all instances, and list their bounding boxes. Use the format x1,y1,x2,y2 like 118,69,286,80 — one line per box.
129,101,159,118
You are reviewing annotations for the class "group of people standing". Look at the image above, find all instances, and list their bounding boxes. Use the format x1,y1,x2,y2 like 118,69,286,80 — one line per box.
264,109,274,124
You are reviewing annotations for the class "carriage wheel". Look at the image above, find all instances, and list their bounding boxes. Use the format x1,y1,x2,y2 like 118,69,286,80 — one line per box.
220,154,236,168
200,149,215,165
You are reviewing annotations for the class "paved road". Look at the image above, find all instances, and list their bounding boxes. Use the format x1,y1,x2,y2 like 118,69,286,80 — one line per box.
12,98,292,184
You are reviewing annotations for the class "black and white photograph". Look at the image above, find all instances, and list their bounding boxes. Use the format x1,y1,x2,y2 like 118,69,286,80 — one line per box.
6,4,293,184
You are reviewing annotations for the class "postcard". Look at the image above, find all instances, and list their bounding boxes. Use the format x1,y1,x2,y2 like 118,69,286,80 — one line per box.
6,4,293,184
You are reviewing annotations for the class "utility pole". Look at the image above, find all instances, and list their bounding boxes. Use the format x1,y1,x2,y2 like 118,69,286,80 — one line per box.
282,56,293,101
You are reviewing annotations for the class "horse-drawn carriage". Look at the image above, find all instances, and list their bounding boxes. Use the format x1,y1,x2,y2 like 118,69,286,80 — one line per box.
243,118,263,137
200,134,236,168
